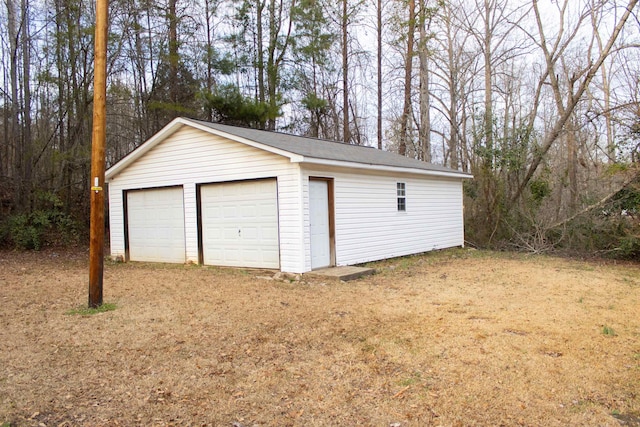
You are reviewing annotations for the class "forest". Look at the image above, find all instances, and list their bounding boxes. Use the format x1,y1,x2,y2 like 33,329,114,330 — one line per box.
0,0,639,257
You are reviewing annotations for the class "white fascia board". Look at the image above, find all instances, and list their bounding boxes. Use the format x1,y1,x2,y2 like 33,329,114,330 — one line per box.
295,157,474,180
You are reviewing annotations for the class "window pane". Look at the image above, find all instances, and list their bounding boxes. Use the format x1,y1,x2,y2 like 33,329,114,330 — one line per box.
397,182,405,196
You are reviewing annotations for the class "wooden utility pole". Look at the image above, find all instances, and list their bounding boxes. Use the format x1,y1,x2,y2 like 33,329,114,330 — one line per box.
88,0,109,308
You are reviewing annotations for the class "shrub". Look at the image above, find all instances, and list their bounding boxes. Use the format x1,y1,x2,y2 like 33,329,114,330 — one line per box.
0,192,80,250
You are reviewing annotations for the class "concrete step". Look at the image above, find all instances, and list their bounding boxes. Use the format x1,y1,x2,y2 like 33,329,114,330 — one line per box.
305,265,375,281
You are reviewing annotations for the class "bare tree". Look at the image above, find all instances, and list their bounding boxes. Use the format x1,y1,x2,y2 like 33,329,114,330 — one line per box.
512,0,639,205
417,0,434,162
430,0,473,170
5,0,20,207
398,0,415,156
341,0,351,143
376,0,383,149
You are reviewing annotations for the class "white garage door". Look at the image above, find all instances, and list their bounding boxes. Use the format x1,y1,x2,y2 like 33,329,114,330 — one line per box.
127,187,186,263
201,179,280,268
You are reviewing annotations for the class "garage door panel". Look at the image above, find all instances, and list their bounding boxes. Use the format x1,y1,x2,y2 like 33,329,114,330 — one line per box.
223,206,237,217
127,187,185,263
223,227,238,239
201,179,280,269
223,249,241,262
240,205,256,217
242,227,258,239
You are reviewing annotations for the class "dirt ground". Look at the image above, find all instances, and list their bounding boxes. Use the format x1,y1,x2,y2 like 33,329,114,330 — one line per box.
1,248,639,427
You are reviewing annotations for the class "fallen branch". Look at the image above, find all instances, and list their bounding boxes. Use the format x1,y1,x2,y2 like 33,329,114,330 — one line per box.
549,169,639,229
392,385,410,399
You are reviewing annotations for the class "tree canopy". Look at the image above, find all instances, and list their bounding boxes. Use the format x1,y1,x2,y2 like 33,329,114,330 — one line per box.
0,0,639,257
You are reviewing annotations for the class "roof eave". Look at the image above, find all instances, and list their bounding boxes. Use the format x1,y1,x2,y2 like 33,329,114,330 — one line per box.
294,157,473,179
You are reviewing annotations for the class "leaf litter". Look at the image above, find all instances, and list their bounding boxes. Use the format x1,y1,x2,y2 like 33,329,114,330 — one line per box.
1,248,639,426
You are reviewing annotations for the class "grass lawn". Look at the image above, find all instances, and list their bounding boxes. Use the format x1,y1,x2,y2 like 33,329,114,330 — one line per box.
1,248,639,426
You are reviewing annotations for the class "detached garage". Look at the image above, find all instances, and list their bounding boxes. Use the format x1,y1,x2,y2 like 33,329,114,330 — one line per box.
106,117,472,273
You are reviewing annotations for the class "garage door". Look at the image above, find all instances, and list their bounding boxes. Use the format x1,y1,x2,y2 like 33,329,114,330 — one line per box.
200,179,279,268
127,187,186,263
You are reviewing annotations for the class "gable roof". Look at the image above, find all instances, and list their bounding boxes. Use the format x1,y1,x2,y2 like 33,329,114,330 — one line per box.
106,117,473,180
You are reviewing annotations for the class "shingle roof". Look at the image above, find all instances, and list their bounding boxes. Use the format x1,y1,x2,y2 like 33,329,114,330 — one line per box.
187,119,471,177
107,117,472,181
185,119,471,177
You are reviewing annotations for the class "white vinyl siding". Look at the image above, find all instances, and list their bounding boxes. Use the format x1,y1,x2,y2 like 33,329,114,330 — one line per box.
108,126,304,271
303,168,463,269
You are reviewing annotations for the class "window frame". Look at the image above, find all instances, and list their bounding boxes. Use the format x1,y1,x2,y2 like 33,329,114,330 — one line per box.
397,182,406,212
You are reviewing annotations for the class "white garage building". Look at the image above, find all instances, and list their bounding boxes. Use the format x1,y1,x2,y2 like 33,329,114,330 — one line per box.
106,117,472,273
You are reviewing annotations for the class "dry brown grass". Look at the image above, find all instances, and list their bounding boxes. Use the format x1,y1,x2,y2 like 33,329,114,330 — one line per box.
1,248,639,427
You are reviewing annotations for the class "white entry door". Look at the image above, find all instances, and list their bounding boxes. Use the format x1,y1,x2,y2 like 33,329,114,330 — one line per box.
309,179,331,269
127,187,186,263
200,179,280,268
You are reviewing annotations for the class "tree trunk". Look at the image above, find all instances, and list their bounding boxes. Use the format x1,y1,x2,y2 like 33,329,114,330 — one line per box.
444,3,459,169
266,0,279,131
204,0,216,106
592,6,615,162
54,0,65,195
376,0,382,150
398,0,415,157
168,0,179,108
266,0,294,130
567,119,578,211
418,0,431,162
341,0,350,143
257,0,265,104
21,0,32,206
6,0,22,208
482,0,493,169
